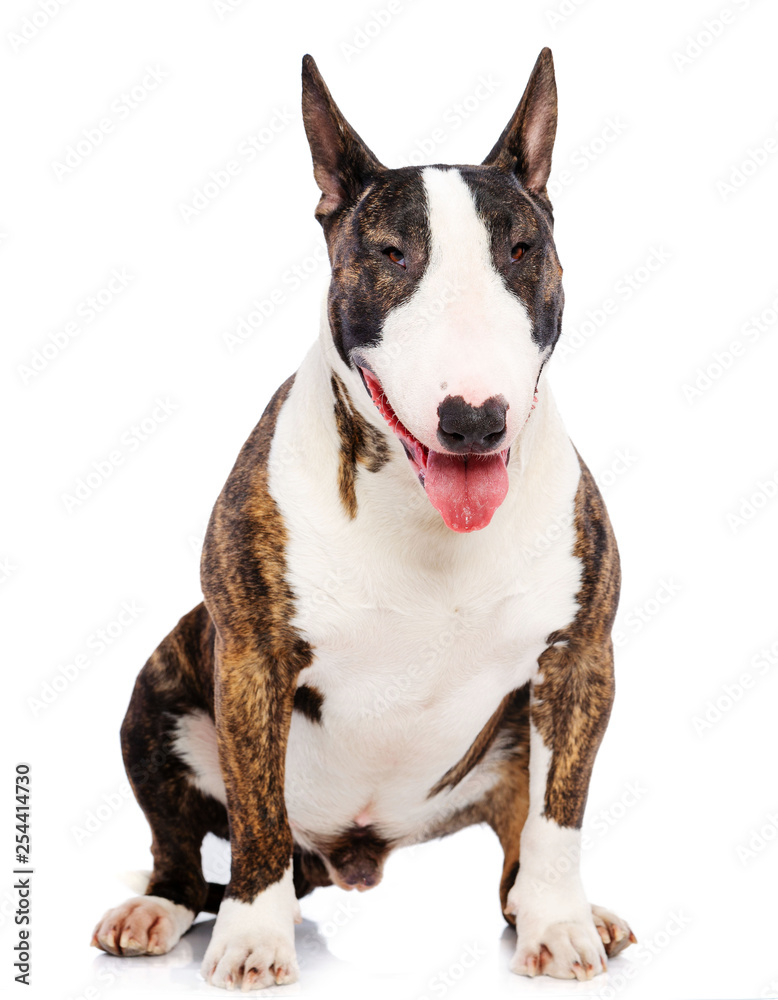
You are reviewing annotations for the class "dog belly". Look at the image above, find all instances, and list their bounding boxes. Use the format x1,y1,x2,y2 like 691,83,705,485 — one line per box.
284,641,529,849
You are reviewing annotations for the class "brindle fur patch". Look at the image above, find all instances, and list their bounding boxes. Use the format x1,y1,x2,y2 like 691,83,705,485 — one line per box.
532,453,620,828
120,604,228,916
325,169,432,368
428,690,516,797
460,166,564,351
200,374,315,902
331,371,390,517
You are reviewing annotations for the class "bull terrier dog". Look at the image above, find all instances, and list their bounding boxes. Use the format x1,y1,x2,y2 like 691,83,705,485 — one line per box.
92,48,636,989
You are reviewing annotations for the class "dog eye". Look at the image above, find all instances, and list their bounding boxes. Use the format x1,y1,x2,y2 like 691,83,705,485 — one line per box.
383,246,406,269
511,243,529,262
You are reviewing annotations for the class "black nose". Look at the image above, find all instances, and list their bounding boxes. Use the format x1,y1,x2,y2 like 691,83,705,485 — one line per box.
436,395,508,453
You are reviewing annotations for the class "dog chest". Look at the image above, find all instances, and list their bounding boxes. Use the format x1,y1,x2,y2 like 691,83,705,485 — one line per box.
281,537,575,845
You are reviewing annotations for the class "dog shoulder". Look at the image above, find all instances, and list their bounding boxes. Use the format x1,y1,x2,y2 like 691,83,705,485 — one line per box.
200,373,306,659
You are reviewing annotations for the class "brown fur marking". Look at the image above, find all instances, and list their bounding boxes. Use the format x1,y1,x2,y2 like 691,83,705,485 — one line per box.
428,690,516,797
120,604,228,915
532,453,620,828
200,374,314,902
314,825,392,890
293,684,324,724
331,371,390,518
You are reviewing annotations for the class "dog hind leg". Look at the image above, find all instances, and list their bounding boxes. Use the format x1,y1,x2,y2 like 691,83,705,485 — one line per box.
92,604,229,957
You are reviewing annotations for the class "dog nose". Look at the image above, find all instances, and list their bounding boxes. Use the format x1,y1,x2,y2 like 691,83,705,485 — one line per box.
436,395,507,453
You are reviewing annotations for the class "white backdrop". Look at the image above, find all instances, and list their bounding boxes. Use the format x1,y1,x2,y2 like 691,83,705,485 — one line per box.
3,0,778,998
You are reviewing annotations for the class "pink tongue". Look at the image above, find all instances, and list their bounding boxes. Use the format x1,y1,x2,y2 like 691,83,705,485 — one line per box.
424,451,509,533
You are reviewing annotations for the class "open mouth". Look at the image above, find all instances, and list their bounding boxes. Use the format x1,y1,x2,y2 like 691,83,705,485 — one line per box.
359,366,514,533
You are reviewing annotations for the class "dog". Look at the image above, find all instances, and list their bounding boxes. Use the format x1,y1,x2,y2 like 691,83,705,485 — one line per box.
91,48,635,989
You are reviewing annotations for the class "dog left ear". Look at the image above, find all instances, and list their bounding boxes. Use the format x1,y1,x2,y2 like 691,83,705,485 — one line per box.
302,55,384,226
482,47,557,198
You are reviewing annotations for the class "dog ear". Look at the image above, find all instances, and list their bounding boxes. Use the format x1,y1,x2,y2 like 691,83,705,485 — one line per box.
482,47,557,198
302,55,384,225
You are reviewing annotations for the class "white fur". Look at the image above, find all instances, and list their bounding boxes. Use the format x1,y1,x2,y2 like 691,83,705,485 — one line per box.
172,708,227,806
506,722,607,979
359,166,544,450
93,895,194,956
261,302,583,850
201,865,300,990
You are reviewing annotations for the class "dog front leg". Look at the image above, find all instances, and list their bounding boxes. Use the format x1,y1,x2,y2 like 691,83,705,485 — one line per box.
201,645,302,991
506,638,615,981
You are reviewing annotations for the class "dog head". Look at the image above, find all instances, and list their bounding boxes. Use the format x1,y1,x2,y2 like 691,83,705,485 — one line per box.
302,50,563,533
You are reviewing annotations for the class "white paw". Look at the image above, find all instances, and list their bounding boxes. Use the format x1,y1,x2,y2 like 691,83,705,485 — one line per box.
201,868,300,991
91,895,194,956
511,916,607,981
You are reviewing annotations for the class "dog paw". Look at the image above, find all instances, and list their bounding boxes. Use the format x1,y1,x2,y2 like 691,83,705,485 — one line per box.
202,931,299,991
91,895,194,956
511,916,607,981
591,903,637,958
200,873,300,991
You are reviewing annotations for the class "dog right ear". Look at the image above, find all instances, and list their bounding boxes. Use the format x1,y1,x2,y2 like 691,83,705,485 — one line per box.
302,55,384,226
482,47,557,200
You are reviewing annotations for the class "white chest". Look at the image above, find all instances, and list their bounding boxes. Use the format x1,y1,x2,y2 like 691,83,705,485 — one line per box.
275,439,579,842
263,348,583,845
